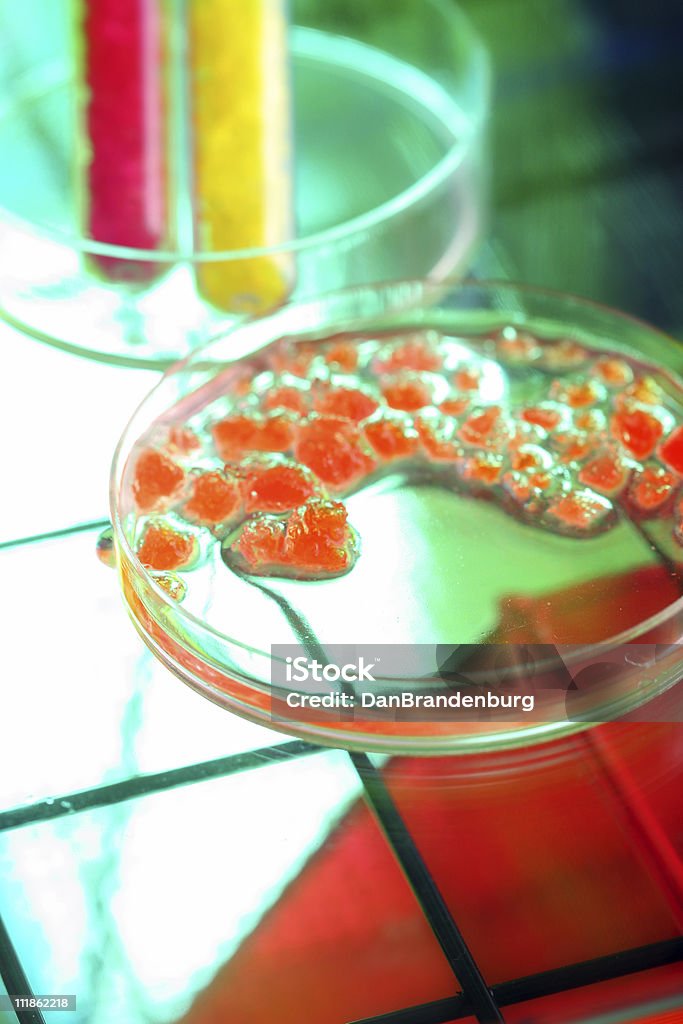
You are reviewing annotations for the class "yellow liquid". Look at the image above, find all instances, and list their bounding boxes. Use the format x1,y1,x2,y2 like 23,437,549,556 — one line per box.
189,0,294,313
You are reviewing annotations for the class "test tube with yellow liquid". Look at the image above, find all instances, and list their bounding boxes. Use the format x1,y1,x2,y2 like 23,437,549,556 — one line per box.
188,0,294,314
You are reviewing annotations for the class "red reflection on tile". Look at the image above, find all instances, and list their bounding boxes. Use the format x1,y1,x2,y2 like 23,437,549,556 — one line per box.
177,798,458,1024
384,722,683,984
177,722,683,1023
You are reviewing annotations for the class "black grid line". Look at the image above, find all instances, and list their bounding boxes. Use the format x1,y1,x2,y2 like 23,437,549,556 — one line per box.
349,937,683,1024
0,519,111,553
0,740,322,832
0,913,45,1024
349,752,504,1024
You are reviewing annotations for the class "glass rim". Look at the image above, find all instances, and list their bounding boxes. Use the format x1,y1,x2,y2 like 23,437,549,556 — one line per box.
0,9,490,262
110,276,683,683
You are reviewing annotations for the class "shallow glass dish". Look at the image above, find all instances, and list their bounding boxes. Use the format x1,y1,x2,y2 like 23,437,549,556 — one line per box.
0,0,489,366
110,280,683,753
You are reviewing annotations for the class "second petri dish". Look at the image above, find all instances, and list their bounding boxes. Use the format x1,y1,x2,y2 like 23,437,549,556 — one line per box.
0,0,489,365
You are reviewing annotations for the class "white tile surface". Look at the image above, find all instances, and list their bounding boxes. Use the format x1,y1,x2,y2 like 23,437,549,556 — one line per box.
0,527,284,807
1,321,158,542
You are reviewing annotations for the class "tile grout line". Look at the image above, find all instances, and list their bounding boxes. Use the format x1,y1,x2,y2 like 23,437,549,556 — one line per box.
348,937,683,1024
0,740,323,832
349,751,504,1024
0,913,45,1024
0,519,111,552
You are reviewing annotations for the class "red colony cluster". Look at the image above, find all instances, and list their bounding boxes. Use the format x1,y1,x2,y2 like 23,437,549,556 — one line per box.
127,329,683,584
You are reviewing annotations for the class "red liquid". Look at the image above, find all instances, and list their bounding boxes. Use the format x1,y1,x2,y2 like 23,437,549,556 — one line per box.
82,0,166,281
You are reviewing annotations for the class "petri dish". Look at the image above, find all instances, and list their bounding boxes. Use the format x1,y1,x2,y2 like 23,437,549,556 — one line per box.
109,279,683,752
0,0,489,366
